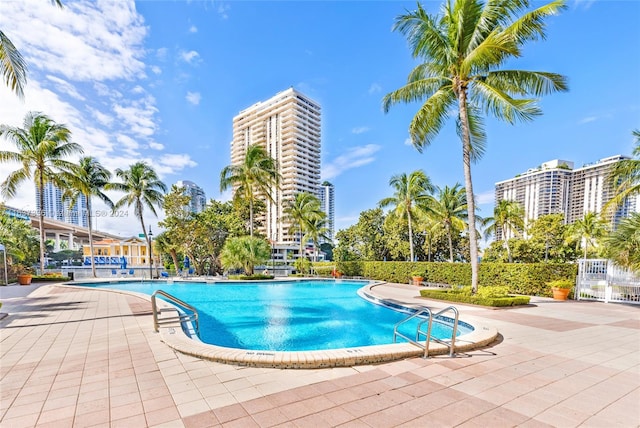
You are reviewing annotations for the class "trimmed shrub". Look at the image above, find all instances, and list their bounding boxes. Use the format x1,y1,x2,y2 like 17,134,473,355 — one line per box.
333,261,576,297
229,274,274,280
420,288,531,307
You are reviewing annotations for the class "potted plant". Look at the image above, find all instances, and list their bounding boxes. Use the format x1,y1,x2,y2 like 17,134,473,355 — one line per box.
16,265,33,286
547,279,573,301
411,270,425,286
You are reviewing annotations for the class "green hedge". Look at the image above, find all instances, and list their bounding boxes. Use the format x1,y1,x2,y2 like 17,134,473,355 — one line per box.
229,274,274,280
334,261,577,296
420,289,531,307
31,276,71,282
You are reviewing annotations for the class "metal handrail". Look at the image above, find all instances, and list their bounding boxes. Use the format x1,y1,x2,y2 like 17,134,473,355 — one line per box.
393,305,459,358
151,290,199,335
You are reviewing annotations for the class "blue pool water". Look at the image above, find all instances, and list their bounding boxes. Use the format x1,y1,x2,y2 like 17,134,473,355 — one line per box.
79,280,471,351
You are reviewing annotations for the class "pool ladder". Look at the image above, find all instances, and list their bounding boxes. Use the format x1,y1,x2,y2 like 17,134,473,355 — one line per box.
151,290,199,335
393,306,459,358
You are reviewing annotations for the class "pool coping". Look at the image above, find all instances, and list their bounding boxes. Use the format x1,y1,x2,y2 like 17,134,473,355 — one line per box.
58,280,499,369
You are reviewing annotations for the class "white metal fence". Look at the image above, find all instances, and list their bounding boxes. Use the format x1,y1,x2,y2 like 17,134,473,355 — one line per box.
577,259,640,304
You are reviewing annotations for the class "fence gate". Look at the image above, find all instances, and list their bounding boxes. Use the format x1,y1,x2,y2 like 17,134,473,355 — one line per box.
577,259,640,305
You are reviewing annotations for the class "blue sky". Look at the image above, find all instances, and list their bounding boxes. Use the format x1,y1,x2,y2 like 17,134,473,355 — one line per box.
0,0,639,239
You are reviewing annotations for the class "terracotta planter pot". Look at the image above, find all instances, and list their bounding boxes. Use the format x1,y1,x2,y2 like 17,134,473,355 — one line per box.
17,274,32,286
552,287,570,301
412,276,424,286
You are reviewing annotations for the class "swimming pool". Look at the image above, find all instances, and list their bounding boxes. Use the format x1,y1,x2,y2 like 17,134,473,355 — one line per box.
78,279,472,351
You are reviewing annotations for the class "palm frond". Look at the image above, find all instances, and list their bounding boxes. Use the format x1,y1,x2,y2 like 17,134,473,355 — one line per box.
383,73,450,113
472,79,540,123
407,87,456,151
0,30,27,99
502,0,567,45
456,104,486,162
484,70,568,96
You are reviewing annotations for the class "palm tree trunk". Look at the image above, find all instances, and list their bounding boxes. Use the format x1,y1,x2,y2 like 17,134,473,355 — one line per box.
506,239,513,263
457,84,480,293
87,197,96,277
169,249,179,275
447,224,454,263
407,210,414,261
38,174,46,274
249,198,254,238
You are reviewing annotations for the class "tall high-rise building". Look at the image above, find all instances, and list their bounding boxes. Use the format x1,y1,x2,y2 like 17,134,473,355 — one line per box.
317,181,335,243
230,87,321,244
494,155,635,239
176,180,207,213
35,182,88,227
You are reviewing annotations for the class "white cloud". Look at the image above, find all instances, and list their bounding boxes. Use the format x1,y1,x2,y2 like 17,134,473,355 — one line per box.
368,83,382,94
322,144,381,180
189,25,198,33
404,137,415,146
217,3,230,19
186,91,202,105
0,0,147,82
45,75,85,101
579,116,598,124
352,126,370,134
181,50,200,64
0,0,195,237
156,154,197,176
475,191,495,205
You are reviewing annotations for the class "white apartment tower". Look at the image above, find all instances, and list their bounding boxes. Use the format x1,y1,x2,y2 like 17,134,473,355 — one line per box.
495,155,635,239
176,180,207,213
318,181,335,243
231,88,321,244
35,182,88,227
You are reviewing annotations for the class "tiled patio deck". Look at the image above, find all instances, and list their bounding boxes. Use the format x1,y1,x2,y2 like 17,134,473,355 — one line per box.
1,282,638,427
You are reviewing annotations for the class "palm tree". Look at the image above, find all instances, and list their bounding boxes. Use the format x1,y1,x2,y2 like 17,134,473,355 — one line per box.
429,184,468,262
220,236,271,276
1,1,62,98
303,216,330,262
220,144,280,238
482,199,525,262
379,170,434,262
604,213,640,272
383,0,568,292
61,156,113,278
109,162,167,274
570,212,607,260
284,192,324,257
0,112,82,273
606,130,640,215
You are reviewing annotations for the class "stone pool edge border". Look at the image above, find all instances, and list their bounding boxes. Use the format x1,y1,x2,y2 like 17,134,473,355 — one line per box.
56,281,499,369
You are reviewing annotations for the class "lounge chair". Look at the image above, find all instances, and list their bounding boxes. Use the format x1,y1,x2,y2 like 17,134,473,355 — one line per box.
111,269,117,277
160,272,169,278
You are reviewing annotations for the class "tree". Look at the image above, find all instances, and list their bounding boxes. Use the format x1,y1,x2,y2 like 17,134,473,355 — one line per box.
220,144,280,238
0,112,82,273
0,210,39,272
220,236,270,276
569,212,607,259
604,213,640,272
528,213,576,263
1,1,62,98
428,184,468,262
383,0,568,291
379,170,434,262
482,199,525,262
303,216,330,262
109,162,167,274
606,130,640,215
61,156,113,277
283,192,324,257
158,185,193,272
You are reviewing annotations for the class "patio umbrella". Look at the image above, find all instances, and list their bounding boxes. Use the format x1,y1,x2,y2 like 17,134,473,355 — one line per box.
120,256,127,270
183,256,190,269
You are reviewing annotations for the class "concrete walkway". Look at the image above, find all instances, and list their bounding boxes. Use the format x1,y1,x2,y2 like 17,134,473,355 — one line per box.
0,282,638,427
